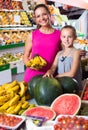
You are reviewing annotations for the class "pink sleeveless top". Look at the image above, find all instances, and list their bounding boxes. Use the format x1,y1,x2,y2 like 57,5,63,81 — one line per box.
24,29,61,83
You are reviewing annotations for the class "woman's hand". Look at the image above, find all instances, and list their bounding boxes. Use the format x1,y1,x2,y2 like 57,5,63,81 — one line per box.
23,56,28,65
80,50,86,57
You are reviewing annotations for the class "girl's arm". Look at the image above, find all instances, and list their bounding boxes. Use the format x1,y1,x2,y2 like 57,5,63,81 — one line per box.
43,53,59,77
23,32,32,64
56,50,81,78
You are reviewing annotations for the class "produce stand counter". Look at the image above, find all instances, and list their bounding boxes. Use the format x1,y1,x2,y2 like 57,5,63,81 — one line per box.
17,79,88,130
0,79,88,130
6,98,88,130
0,42,26,84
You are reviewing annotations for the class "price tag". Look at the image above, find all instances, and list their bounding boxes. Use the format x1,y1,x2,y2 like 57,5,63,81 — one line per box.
14,15,20,23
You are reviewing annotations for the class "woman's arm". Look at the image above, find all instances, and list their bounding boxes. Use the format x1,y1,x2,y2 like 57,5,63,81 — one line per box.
23,32,32,64
56,50,81,78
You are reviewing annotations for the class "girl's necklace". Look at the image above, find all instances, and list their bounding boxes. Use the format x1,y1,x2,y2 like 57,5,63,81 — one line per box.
60,48,74,62
60,56,67,62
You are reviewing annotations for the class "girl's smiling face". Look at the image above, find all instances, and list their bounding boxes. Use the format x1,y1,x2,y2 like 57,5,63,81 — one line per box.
34,7,51,27
61,28,76,48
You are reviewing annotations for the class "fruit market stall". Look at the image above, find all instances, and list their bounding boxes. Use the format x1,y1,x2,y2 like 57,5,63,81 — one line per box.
0,0,88,129
0,0,36,84
0,77,88,129
0,0,88,84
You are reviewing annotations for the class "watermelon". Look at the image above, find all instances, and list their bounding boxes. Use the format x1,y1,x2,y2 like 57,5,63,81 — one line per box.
28,75,42,97
23,106,56,120
34,77,63,106
56,76,79,94
51,94,81,116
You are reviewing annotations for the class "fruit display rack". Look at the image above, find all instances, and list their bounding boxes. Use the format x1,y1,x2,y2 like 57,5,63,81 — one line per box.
0,0,36,84
0,0,23,10
0,10,33,26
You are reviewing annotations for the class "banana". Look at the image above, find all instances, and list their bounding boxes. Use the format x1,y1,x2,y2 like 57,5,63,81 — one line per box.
5,80,18,90
33,55,41,65
0,100,11,110
19,82,26,97
25,91,32,100
0,94,11,102
0,108,6,114
22,101,30,109
14,102,22,114
21,96,26,101
6,104,17,114
9,94,20,106
24,85,28,92
18,109,26,115
0,102,5,106
39,56,47,66
11,85,20,92
26,58,34,67
1,84,8,89
0,89,6,96
26,55,47,70
28,104,36,109
22,81,28,86
0,86,5,90
7,91,15,99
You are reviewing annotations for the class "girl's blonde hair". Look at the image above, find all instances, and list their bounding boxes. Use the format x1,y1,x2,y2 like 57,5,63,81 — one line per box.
61,25,77,39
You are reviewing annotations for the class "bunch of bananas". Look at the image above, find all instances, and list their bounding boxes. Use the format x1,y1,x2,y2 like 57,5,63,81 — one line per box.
26,55,47,70
0,80,35,115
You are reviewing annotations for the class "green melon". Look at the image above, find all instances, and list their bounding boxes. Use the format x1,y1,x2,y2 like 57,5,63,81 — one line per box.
56,76,79,94
34,77,63,106
51,94,81,115
28,75,42,98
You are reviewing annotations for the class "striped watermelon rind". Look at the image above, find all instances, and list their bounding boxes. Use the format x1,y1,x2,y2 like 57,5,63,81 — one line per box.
51,94,81,116
23,106,56,120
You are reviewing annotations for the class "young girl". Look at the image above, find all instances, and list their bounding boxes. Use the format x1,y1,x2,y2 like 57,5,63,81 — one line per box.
44,25,82,90
23,4,61,83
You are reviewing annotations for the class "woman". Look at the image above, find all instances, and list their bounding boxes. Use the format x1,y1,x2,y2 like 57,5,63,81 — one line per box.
23,4,61,83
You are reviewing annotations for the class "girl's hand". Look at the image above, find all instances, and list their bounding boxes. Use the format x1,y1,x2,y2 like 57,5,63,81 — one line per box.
43,70,53,78
55,75,59,78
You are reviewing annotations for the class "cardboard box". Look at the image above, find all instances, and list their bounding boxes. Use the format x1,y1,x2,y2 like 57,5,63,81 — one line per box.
81,79,88,103
78,101,88,116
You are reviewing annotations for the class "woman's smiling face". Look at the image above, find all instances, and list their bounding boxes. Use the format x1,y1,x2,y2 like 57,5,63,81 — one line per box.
34,7,50,27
